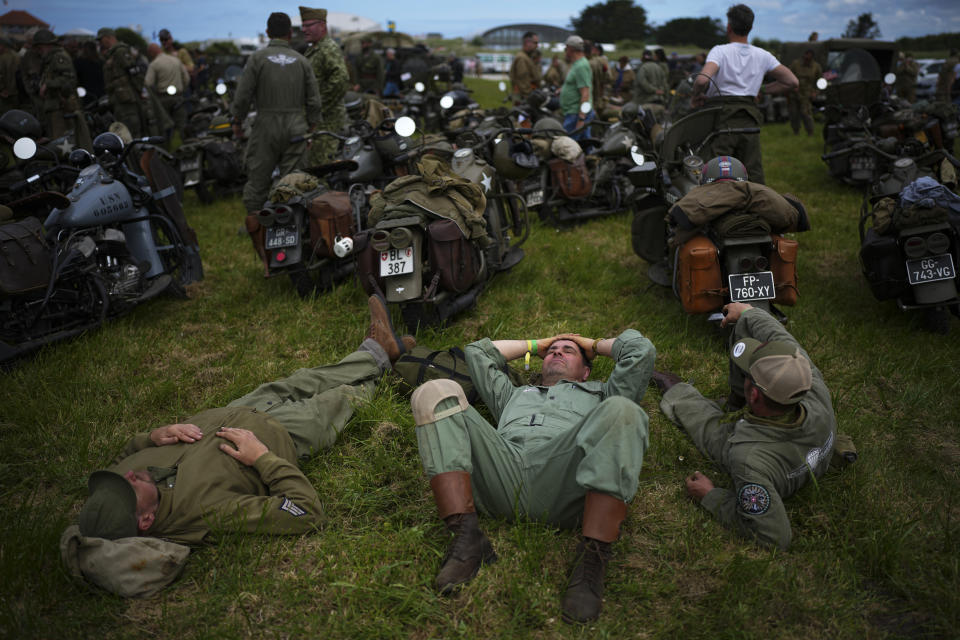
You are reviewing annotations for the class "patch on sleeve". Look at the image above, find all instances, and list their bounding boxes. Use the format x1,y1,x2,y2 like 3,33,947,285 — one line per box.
279,497,306,517
737,483,771,515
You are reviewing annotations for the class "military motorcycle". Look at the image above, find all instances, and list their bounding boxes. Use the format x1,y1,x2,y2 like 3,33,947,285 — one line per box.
0,132,203,364
858,156,960,333
354,118,529,332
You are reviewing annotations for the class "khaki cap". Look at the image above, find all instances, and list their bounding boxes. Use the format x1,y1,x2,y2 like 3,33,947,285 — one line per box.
78,470,138,540
731,338,812,405
299,6,327,22
565,35,584,51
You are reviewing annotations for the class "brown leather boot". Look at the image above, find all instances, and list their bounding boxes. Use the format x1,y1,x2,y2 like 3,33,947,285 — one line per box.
244,213,268,276
366,294,409,363
430,471,496,595
561,492,627,623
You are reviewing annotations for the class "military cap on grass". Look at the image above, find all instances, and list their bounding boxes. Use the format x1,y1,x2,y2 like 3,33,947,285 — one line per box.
78,470,138,540
731,339,812,405
299,6,328,22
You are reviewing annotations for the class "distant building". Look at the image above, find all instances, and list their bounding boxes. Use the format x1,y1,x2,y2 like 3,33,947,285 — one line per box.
0,9,49,40
480,23,573,49
426,32,443,40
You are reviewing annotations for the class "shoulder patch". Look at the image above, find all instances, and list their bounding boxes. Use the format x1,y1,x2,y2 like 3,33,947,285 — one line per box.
737,483,771,515
279,497,306,517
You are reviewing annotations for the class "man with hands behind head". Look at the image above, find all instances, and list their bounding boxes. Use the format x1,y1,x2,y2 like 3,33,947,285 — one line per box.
652,302,836,551
410,329,655,623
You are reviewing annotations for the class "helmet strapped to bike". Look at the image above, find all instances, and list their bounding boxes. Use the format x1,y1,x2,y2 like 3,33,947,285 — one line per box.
700,156,748,185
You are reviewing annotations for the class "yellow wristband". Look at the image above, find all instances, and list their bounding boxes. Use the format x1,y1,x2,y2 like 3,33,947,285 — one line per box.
524,351,531,370
526,339,533,354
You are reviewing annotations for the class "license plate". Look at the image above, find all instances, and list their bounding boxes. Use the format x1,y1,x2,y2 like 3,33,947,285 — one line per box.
906,253,956,285
266,225,298,249
525,189,544,207
380,246,414,276
849,155,874,171
180,158,200,172
728,271,776,302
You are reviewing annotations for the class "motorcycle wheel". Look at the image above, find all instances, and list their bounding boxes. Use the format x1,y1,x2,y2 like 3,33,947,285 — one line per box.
194,173,214,205
401,302,441,334
921,306,951,335
149,215,190,298
288,267,317,299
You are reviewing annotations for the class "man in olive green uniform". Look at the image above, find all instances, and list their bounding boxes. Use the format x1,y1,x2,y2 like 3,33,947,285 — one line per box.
231,12,322,217
895,53,919,103
300,6,349,166
509,31,541,101
78,296,415,545
635,50,667,108
543,54,566,87
19,28,43,117
936,49,958,103
145,42,189,141
611,56,635,103
653,302,836,550
787,49,822,136
587,42,609,113
34,29,92,150
692,4,798,185
411,330,654,623
0,38,20,113
352,38,383,96
98,27,147,138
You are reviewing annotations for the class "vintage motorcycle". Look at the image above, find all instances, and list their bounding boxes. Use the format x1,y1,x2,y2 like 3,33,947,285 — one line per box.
0,132,203,363
354,118,529,332
858,154,960,333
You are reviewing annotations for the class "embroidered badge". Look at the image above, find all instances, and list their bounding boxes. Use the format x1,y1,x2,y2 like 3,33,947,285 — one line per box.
738,483,770,515
279,497,306,517
267,54,298,66
732,341,746,358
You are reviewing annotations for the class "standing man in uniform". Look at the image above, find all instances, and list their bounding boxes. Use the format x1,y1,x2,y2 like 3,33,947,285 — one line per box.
411,330,654,623
34,29,91,150
509,31,541,101
232,12,321,221
652,302,836,550
77,296,415,545
145,42,189,142
935,49,957,104
787,48,822,136
98,27,147,138
611,56,635,103
19,28,43,117
560,35,593,139
635,49,667,114
895,53,918,103
299,6,349,166
0,38,20,113
352,37,383,96
691,4,798,184
587,42,609,114
158,29,194,85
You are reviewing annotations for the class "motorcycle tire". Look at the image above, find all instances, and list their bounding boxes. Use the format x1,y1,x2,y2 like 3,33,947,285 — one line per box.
401,302,441,334
288,267,317,299
194,174,214,205
921,306,951,335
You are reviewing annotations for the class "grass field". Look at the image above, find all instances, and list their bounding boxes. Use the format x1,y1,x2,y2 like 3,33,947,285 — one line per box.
2,83,959,638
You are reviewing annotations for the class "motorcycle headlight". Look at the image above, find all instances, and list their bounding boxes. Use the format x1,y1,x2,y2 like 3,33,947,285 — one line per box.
440,94,455,110
629,145,644,166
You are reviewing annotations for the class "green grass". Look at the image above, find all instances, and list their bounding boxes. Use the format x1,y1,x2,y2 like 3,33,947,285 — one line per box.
2,110,960,638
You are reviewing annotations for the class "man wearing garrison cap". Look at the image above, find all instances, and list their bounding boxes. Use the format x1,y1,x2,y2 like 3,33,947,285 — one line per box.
299,6,349,165
651,302,837,550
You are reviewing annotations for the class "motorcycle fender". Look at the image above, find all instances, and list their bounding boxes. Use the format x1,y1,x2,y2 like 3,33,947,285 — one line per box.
347,146,383,184
384,232,423,303
123,214,166,279
913,279,958,306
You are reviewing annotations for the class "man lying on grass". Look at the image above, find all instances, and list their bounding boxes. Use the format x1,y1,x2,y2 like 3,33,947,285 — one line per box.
410,330,655,623
652,302,837,550
78,295,414,545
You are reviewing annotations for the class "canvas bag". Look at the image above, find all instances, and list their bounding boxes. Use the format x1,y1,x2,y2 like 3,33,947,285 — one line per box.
393,346,526,405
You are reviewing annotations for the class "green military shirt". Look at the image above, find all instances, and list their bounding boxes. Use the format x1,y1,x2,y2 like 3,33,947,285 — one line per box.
102,42,143,105
232,39,321,124
466,329,655,451
635,61,666,104
789,58,823,98
353,50,384,95
510,49,541,98
660,307,836,550
109,406,324,546
305,36,349,128
40,45,80,112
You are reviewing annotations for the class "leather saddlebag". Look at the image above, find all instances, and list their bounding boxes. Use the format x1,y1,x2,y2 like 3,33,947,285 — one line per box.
427,218,480,293
770,234,799,306
859,228,908,301
354,230,384,296
307,191,353,258
675,235,723,314
548,155,592,200
0,217,53,294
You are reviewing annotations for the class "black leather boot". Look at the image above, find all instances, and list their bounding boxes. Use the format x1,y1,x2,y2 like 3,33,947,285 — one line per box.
436,511,497,594
561,537,612,623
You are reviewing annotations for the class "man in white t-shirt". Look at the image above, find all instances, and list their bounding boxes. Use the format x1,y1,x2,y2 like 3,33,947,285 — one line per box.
690,4,798,184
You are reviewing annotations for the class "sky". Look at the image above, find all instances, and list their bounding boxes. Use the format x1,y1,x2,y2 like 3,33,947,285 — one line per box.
21,0,960,45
